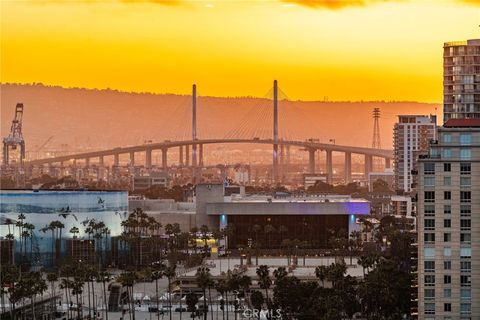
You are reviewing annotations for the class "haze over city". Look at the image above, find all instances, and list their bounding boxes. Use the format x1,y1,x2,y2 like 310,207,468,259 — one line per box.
1,1,480,320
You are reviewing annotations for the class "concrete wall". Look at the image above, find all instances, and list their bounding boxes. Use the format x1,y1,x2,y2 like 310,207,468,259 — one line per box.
195,184,224,230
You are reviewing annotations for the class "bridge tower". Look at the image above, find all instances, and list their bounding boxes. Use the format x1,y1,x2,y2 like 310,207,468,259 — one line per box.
272,80,279,184
372,107,382,171
192,84,198,181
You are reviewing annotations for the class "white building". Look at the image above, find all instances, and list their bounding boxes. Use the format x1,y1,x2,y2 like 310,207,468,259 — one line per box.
393,115,437,193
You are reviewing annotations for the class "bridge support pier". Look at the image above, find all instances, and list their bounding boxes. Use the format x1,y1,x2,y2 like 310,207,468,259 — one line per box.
308,148,316,174
99,156,104,167
130,152,135,166
385,157,391,169
185,145,190,166
280,144,285,181
365,154,373,179
161,148,168,171
146,149,152,170
85,158,90,167
326,150,333,184
179,146,184,165
344,152,352,184
199,144,204,167
114,153,119,167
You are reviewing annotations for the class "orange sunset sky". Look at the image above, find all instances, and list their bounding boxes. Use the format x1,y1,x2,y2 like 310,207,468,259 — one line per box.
1,0,480,102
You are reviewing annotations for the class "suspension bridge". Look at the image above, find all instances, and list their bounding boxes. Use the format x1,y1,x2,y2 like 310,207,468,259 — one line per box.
26,81,393,183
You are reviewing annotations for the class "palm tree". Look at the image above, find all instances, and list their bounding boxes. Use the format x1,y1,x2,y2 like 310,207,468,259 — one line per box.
314,265,328,287
214,279,228,320
96,271,111,320
273,267,288,281
256,265,271,307
264,224,276,250
47,272,58,318
277,225,288,244
117,271,138,320
150,262,165,320
195,267,213,320
163,265,176,320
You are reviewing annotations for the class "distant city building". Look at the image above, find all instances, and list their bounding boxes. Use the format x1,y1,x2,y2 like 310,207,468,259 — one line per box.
133,172,170,190
197,184,369,249
417,119,480,318
393,115,437,193
0,190,128,267
443,39,480,123
303,173,328,189
368,168,394,192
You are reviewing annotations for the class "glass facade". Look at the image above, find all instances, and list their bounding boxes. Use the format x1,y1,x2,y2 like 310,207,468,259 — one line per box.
226,214,349,249
0,190,128,265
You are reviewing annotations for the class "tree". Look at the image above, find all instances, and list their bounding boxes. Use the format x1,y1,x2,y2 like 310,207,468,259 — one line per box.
264,224,276,249
314,265,328,287
195,267,213,320
163,265,176,320
186,291,199,319
256,265,271,307
273,267,288,281
47,272,58,318
214,279,228,320
249,290,264,310
97,271,112,320
117,271,138,320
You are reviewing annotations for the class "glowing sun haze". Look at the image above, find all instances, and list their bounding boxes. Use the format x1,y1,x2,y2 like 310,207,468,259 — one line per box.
1,0,479,102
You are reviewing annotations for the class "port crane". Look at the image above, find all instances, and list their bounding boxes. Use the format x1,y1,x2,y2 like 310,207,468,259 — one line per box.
2,103,25,165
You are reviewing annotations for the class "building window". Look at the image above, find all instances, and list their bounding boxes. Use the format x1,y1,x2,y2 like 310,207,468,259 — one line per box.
461,275,471,287
444,233,451,242
460,149,471,160
444,303,451,312
460,248,471,258
443,148,452,158
424,176,435,187
424,219,435,230
424,163,435,174
460,303,471,314
460,261,471,272
425,191,435,203
444,247,452,257
425,247,435,257
424,288,435,300
461,233,471,244
444,288,451,298
460,163,471,174
424,233,435,243
444,261,451,270
444,219,451,228
460,289,471,300
424,205,435,216
443,176,451,186
444,205,451,214
425,275,435,286
460,219,471,230
443,134,452,143
425,303,435,315
444,275,451,284
460,191,471,203
424,261,435,272
460,205,471,216
460,177,471,187
460,134,471,145
444,163,451,172
444,191,451,200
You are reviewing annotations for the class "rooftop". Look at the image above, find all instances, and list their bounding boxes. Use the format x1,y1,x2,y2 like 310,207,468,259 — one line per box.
444,118,480,128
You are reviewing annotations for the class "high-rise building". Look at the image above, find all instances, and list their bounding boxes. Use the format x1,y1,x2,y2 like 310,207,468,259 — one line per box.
417,119,480,319
443,39,480,123
393,115,437,193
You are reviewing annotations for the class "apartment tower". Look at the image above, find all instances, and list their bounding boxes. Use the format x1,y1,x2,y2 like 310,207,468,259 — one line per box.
393,115,437,193
443,39,480,123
